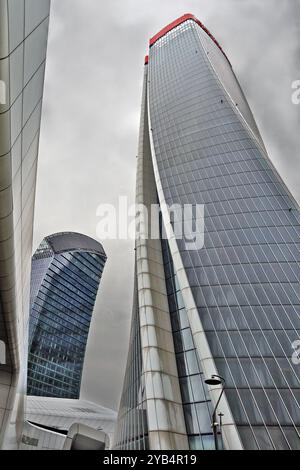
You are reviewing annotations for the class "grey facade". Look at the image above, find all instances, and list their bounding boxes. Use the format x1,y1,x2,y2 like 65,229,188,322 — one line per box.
114,14,300,450
113,276,149,449
28,232,106,399
0,0,50,448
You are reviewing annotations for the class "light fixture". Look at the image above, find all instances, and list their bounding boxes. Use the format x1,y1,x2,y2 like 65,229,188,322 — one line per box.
204,374,226,450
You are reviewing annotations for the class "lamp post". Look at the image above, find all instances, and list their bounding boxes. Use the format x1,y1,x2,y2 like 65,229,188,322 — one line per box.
204,374,226,450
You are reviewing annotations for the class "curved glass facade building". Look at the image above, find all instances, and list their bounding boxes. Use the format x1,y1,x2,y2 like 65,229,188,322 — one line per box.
27,232,106,399
114,14,300,450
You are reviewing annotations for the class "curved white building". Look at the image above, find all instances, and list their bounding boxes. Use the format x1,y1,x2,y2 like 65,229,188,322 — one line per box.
0,0,50,448
20,396,116,450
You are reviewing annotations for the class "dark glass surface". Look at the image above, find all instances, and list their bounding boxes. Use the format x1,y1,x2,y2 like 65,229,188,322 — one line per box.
27,235,106,399
113,275,149,450
161,235,218,449
149,19,300,449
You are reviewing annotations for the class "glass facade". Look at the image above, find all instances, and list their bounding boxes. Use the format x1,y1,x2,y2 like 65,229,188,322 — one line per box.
0,0,50,448
115,14,300,450
27,232,106,399
161,235,221,450
113,276,149,449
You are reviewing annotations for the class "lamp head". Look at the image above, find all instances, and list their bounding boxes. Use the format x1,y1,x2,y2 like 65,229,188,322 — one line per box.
204,374,224,386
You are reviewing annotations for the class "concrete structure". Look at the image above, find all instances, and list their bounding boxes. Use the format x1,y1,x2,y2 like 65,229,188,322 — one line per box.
63,423,109,450
114,14,300,450
20,396,116,450
0,0,50,448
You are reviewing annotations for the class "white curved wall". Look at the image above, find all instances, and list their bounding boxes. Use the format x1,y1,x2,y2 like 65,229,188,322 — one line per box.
0,0,50,448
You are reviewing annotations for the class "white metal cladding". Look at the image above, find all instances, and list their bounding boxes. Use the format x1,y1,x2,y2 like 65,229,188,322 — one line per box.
0,0,50,448
135,66,188,450
20,396,116,450
114,66,189,450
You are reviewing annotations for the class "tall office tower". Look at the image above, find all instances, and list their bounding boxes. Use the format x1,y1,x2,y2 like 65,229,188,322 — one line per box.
0,0,50,448
114,14,300,450
27,232,107,399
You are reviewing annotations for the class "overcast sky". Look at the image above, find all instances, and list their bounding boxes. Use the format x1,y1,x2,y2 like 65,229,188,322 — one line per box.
33,0,300,411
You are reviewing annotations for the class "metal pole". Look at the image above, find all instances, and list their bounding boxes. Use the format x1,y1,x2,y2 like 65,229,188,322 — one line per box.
211,381,225,450
212,408,219,450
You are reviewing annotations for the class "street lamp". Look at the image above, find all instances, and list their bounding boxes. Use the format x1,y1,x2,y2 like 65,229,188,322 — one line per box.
204,374,226,450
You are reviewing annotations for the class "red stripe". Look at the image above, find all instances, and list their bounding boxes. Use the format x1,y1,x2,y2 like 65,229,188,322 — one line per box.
144,55,149,65
149,13,230,65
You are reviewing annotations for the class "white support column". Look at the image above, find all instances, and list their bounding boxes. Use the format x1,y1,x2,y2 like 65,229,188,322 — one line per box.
135,67,188,450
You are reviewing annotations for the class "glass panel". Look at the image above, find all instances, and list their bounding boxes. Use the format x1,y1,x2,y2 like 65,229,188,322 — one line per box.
195,402,212,434
183,404,200,435
24,19,49,84
190,374,207,403
25,0,50,36
8,0,24,51
202,434,220,450
283,428,300,450
9,44,24,104
189,436,203,450
253,427,274,450
23,62,45,124
237,427,259,450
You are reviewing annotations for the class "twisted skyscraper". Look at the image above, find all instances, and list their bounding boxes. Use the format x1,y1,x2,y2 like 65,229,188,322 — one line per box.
114,14,300,450
28,232,107,399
